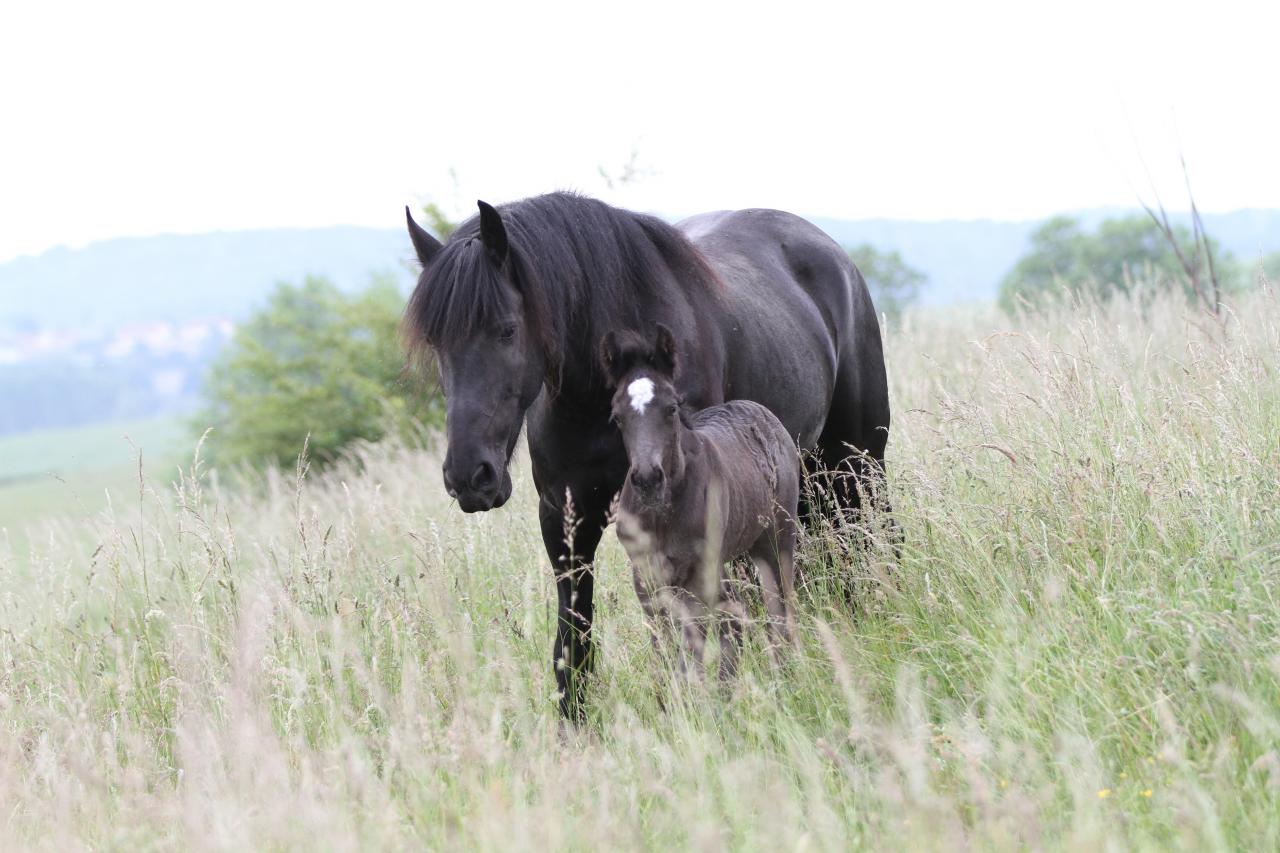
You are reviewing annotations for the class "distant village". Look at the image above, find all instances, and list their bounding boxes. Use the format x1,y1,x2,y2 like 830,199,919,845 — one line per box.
0,318,235,434
0,317,233,366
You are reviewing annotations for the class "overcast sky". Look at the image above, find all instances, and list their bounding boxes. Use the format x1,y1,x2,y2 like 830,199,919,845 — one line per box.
1,0,1276,263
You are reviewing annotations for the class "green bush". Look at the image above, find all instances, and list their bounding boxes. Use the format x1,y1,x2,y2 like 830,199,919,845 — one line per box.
1260,250,1280,284
197,276,442,469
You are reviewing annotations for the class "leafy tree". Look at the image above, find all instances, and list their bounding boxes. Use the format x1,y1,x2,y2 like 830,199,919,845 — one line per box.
999,215,1237,313
197,276,442,469
847,244,927,321
419,202,458,241
1261,251,1280,284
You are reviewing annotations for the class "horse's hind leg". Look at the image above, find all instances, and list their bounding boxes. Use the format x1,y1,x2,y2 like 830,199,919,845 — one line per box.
813,353,893,531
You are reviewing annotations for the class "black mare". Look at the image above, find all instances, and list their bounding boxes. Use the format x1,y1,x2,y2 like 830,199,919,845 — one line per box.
403,192,889,720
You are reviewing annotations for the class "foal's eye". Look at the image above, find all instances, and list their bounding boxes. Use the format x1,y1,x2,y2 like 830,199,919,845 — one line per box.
665,404,678,417
497,323,517,343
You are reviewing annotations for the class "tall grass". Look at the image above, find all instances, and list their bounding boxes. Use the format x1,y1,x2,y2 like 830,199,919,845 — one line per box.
1,285,1278,849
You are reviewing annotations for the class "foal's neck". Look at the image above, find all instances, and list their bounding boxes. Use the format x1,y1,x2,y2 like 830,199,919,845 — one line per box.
665,418,697,495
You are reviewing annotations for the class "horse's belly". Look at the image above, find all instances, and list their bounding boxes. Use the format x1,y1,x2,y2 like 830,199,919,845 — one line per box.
718,294,835,448
683,210,846,450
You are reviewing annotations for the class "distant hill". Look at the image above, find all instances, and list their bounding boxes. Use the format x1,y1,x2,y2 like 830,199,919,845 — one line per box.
2,211,1278,331
0,227,420,435
1,210,1275,438
0,227,417,331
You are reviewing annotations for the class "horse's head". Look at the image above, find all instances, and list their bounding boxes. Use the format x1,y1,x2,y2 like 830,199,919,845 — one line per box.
405,201,545,512
601,323,684,509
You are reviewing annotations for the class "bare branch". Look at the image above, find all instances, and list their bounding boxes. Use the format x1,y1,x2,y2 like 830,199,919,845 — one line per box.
1180,150,1222,316
1136,150,1222,319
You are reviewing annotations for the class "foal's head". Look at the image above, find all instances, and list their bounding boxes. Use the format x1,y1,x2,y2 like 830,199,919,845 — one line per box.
601,323,685,508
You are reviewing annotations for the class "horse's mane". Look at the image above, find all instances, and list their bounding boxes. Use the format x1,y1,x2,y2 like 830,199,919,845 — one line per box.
403,192,722,383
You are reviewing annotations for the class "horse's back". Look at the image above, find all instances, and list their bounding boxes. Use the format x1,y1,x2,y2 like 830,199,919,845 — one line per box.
680,207,864,326
677,209,883,451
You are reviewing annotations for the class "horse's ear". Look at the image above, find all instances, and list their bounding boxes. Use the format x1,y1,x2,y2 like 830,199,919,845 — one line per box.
406,206,443,266
599,330,623,386
476,200,509,262
653,323,677,377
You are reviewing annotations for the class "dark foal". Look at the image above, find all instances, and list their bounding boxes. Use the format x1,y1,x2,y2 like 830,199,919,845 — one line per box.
602,325,800,680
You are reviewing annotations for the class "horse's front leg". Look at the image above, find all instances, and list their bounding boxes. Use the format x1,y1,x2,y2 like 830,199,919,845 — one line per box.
540,495,607,723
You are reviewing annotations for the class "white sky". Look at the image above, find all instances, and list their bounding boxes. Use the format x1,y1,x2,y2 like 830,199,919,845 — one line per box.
1,0,1276,263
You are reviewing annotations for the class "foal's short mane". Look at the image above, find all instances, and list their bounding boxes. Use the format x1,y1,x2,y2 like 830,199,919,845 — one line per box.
403,192,723,383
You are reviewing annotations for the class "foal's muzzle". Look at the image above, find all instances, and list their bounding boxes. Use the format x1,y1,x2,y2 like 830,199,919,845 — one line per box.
628,466,666,505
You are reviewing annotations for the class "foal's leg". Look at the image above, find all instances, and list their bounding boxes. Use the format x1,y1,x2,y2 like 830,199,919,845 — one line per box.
631,554,680,669
750,533,795,653
667,586,710,680
776,526,799,646
716,593,746,683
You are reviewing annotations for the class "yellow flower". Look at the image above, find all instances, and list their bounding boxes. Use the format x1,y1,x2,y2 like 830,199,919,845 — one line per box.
1141,789,1153,798
1097,789,1112,799
999,779,1009,789
1119,772,1128,780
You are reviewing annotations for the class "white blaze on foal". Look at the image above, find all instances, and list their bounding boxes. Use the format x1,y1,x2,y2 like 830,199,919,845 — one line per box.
627,377,655,414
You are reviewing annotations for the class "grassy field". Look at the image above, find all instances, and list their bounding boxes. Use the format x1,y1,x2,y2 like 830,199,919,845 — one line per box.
1,287,1278,849
0,416,186,548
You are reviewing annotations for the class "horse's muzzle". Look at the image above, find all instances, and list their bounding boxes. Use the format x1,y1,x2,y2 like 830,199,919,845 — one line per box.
443,460,513,513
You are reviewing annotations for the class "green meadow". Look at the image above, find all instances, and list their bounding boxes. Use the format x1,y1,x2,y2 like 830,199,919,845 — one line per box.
1,288,1278,849
0,416,186,547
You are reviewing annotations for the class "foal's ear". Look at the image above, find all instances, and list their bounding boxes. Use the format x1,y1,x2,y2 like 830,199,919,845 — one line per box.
652,323,678,377
405,206,443,266
599,330,623,386
476,200,509,262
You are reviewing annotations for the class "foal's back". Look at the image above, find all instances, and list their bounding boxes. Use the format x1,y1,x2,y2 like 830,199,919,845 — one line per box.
691,400,799,557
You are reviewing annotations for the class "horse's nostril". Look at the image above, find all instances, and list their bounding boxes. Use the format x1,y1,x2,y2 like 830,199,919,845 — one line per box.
471,461,496,491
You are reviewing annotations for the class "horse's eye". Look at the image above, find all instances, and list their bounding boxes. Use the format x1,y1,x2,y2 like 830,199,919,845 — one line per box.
665,404,678,417
498,324,517,343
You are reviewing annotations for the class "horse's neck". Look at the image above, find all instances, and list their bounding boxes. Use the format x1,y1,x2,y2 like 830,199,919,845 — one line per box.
542,314,653,417
542,361,613,422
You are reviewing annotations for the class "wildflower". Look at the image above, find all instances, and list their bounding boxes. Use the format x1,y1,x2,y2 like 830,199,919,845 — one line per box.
1141,789,1153,798
999,779,1009,789
1119,772,1128,780
1097,788,1112,799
